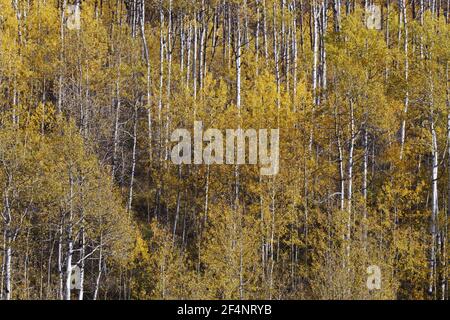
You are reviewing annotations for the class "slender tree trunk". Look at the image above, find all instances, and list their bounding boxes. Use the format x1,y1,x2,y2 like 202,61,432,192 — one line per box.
255,0,261,73
140,0,152,162
347,99,355,267
312,0,319,106
363,128,368,246
128,104,138,214
199,0,206,91
78,225,85,300
1,229,5,300
193,14,198,101
292,0,298,101
236,7,242,110
158,2,165,156
445,61,450,300
319,0,327,103
165,0,173,160
204,165,210,225
273,3,280,108
112,61,121,180
64,172,74,300
57,218,64,299
335,105,345,212
429,107,439,299
93,233,103,300
263,0,269,60
58,0,67,113
4,235,11,300
3,190,12,300
333,0,341,32
399,0,409,160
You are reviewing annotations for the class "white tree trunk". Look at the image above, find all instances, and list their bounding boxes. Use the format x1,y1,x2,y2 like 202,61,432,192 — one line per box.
127,105,138,213
363,128,368,245
312,0,319,105
3,191,12,300
399,0,409,160
58,0,67,113
78,226,85,300
272,3,280,108
333,0,341,32
112,68,121,180
140,0,152,162
236,7,242,110
64,173,74,300
346,100,355,267
57,221,64,299
262,0,269,60
429,110,439,298
93,233,103,301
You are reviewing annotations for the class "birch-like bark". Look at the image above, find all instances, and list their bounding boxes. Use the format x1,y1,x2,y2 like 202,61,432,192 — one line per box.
281,0,286,86
173,190,181,240
204,165,210,225
112,60,121,180
335,105,345,212
312,0,319,106
165,0,173,160
2,181,13,300
444,61,450,300
78,224,85,300
180,13,185,73
262,0,269,60
158,2,165,155
64,172,74,300
363,128,368,245
255,0,261,73
127,104,138,213
0,229,5,300
231,7,241,215
447,0,449,23
140,0,152,162
319,0,327,95
273,3,280,108
193,15,198,101
299,0,305,53
420,1,424,63
292,0,298,101
130,0,137,37
429,107,439,298
57,217,64,299
236,7,242,110
346,99,355,267
3,196,11,300
4,233,11,300
199,0,206,91
333,0,341,32
58,0,67,113
186,22,192,86
93,233,103,300
399,0,409,160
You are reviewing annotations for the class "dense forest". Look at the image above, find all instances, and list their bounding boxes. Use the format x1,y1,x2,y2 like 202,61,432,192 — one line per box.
0,0,448,300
